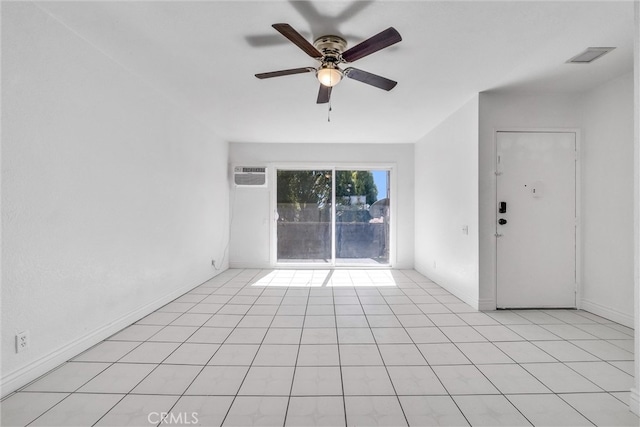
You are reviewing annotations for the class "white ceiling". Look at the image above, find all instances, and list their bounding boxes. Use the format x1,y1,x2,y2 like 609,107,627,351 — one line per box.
37,1,634,144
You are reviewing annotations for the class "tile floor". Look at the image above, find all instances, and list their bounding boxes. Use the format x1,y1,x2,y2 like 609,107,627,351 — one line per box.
2,269,638,426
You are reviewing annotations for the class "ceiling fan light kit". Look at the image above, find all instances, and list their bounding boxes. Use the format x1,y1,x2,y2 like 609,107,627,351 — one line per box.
316,64,342,87
255,23,402,105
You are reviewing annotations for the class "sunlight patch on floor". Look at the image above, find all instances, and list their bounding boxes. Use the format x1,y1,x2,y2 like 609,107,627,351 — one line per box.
248,269,401,288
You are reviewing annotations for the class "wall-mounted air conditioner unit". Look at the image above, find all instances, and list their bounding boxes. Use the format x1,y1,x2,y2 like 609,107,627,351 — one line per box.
233,166,267,187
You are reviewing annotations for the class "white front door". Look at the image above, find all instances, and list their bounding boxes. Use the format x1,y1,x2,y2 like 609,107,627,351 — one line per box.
496,131,577,308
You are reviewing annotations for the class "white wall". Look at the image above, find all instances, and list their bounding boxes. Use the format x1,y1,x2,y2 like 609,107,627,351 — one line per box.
478,92,582,308
229,143,415,269
1,3,229,395
478,85,635,325
580,73,635,326
631,1,639,415
414,96,480,307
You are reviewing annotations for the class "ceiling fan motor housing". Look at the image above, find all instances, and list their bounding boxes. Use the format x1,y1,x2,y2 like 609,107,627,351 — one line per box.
313,35,347,63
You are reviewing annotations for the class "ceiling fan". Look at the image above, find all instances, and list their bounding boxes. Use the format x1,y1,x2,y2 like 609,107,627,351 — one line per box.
255,23,402,104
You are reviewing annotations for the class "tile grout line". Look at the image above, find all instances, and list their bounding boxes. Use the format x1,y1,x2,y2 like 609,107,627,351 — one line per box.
146,269,255,427
13,273,249,424
5,269,638,427
397,275,540,426
390,271,474,427
219,268,303,427
24,270,248,425
329,271,349,427
351,269,411,427
90,269,245,427
453,307,619,423
281,273,312,427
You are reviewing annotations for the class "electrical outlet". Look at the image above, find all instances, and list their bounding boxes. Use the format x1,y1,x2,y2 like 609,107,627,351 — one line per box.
16,331,29,353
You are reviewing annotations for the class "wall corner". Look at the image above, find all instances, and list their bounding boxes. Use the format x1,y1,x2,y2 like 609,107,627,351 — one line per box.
632,0,640,413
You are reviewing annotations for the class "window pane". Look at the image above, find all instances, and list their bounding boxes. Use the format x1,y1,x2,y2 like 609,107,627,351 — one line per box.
276,170,332,263
336,170,389,265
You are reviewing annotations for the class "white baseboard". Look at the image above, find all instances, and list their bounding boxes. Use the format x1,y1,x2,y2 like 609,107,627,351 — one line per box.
0,272,222,398
580,298,634,328
414,264,484,310
229,261,270,269
478,298,496,311
449,288,479,309
414,271,480,310
631,388,640,416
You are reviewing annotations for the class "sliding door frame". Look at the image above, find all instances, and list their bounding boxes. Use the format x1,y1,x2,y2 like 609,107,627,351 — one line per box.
269,162,397,269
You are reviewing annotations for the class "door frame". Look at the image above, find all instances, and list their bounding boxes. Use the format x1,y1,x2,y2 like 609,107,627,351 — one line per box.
268,162,397,268
494,128,582,308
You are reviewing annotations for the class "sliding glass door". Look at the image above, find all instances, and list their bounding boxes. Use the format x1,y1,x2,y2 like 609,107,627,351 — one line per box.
276,170,333,263
275,167,390,266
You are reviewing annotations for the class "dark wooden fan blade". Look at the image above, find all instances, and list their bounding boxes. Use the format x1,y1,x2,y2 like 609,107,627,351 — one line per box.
255,67,315,79
272,23,323,59
344,68,397,91
317,84,332,104
341,27,402,63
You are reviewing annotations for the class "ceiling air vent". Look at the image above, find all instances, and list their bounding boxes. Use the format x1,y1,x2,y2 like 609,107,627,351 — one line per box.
566,47,615,64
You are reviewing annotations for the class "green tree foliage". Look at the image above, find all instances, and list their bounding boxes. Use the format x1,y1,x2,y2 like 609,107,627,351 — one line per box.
336,170,378,205
277,170,378,206
277,170,332,207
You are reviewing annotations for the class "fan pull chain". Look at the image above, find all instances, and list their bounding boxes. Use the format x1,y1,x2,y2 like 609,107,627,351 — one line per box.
328,101,332,122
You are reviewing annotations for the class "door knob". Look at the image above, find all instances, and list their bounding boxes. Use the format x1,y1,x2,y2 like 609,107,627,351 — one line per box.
498,218,507,225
